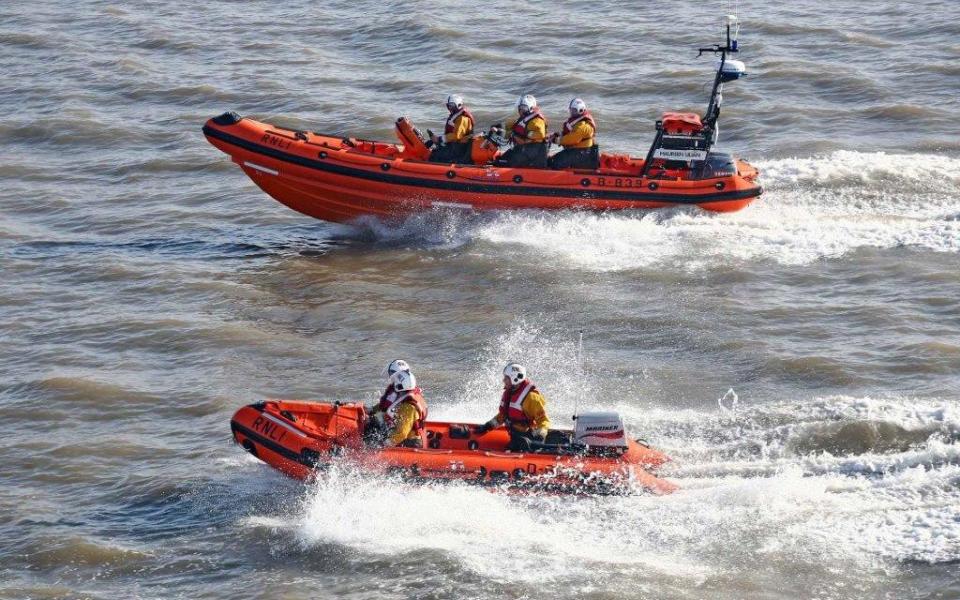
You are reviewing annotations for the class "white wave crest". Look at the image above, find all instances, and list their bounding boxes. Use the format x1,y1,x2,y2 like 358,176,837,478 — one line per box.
756,150,960,190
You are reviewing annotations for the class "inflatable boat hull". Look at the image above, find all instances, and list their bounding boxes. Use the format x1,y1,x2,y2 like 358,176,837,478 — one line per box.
230,400,677,496
203,114,761,224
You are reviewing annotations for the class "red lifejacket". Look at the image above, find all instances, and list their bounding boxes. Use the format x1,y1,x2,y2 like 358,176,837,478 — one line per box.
397,387,428,432
511,110,546,141
498,381,537,426
377,385,401,424
562,110,597,135
445,108,475,137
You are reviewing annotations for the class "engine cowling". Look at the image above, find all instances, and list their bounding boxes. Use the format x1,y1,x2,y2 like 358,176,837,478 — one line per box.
574,412,628,448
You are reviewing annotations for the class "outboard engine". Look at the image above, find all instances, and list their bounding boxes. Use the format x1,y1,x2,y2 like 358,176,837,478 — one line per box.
574,412,628,448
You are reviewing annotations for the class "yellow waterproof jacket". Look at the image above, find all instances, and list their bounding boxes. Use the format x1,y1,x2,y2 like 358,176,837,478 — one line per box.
495,389,551,433
444,113,474,144
509,114,547,145
387,401,422,445
558,119,596,149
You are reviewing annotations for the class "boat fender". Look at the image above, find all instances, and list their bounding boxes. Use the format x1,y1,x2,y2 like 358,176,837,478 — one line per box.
446,170,456,179
513,175,523,183
212,111,242,126
468,441,479,450
580,178,590,187
648,182,659,190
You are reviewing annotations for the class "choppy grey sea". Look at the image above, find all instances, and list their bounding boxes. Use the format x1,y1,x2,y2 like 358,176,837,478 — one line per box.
2,0,959,598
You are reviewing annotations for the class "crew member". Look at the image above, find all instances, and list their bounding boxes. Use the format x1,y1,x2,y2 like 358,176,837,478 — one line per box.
364,358,410,433
548,98,599,169
382,370,428,448
429,94,474,164
477,363,551,451
497,95,548,168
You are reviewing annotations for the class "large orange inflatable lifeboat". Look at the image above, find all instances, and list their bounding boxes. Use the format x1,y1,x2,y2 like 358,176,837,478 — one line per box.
203,28,759,224
230,400,677,496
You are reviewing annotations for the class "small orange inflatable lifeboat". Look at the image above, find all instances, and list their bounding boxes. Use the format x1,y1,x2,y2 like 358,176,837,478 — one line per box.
230,400,677,496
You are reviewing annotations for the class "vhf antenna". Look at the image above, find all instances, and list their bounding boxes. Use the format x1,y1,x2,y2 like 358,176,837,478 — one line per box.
572,329,584,421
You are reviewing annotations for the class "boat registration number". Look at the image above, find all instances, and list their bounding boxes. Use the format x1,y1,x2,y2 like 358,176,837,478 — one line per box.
596,177,644,188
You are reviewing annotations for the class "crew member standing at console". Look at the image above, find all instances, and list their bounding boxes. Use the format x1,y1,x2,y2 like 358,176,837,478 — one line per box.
429,94,474,164
548,98,599,169
382,370,428,448
497,95,549,168
477,363,551,450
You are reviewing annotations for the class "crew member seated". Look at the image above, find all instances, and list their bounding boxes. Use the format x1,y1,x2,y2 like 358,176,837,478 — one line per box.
476,363,551,451
496,95,548,168
380,370,428,448
548,97,599,170
365,359,410,422
428,94,474,164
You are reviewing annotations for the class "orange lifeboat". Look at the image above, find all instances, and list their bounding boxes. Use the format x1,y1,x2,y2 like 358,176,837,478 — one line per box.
230,400,677,496
202,113,761,225
203,28,759,224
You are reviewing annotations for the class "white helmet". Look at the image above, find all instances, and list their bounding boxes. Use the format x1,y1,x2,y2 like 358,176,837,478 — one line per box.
391,369,417,392
569,97,587,116
517,94,537,114
384,359,410,378
446,94,464,111
502,363,527,386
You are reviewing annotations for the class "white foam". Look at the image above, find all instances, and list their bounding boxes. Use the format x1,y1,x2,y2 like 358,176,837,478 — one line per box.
358,151,960,271
757,150,960,191
285,393,960,576
295,466,711,584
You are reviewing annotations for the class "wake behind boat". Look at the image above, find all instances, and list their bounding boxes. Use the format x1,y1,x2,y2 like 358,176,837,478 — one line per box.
203,17,760,224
